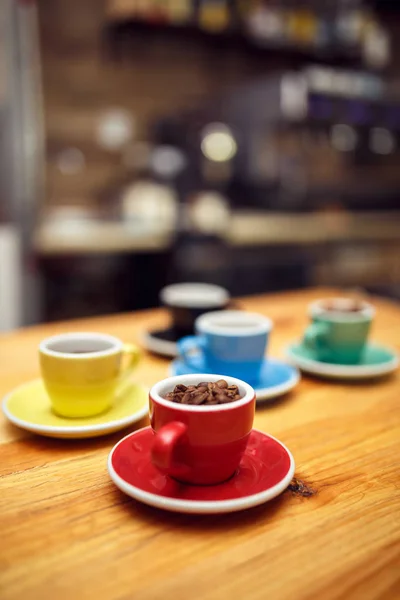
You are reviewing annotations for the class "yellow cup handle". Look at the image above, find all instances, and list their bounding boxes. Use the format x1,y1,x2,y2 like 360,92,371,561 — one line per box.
116,343,141,397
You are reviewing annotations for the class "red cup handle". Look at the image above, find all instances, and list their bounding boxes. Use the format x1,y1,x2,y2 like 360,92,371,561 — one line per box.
151,421,190,479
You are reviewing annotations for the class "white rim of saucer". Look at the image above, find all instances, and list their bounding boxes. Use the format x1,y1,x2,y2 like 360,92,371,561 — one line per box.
107,427,295,514
141,331,177,358
1,379,149,437
255,361,300,400
285,342,399,378
168,359,300,402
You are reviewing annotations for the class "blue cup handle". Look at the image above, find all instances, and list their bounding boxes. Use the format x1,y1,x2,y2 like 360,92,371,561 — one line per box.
177,336,206,370
304,322,330,350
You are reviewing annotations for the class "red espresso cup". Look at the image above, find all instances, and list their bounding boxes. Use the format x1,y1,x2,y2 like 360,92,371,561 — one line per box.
149,374,256,485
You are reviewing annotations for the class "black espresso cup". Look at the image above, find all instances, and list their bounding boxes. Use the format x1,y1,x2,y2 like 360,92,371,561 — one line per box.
160,283,231,339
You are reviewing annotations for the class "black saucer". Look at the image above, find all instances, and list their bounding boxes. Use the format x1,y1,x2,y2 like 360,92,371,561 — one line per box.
142,327,180,358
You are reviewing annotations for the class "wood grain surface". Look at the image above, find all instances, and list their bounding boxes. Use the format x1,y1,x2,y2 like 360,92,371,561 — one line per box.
1,288,399,600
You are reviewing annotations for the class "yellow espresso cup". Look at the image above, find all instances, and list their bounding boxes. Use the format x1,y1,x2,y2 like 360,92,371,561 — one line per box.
39,333,140,418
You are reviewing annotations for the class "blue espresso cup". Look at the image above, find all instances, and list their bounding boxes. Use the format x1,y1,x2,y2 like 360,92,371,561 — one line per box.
177,310,273,383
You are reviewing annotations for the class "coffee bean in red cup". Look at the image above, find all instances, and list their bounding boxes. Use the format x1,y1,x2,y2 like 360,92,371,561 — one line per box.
149,374,256,485
164,379,242,406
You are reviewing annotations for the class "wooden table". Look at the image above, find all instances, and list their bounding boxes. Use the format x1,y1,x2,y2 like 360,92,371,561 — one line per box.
1,288,399,600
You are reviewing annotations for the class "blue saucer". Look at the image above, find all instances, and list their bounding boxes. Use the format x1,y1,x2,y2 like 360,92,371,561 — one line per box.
169,357,300,402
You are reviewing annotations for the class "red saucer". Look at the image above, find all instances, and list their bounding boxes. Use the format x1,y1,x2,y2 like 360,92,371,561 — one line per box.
108,427,295,513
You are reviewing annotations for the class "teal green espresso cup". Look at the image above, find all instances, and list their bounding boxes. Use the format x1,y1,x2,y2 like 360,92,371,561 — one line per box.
303,298,375,365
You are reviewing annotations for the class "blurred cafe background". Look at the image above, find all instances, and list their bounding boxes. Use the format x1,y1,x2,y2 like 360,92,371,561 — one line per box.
1,0,400,331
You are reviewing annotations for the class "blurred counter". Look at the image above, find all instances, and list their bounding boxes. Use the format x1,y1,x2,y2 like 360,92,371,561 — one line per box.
34,210,400,255
35,209,400,321
34,220,172,255
229,211,400,246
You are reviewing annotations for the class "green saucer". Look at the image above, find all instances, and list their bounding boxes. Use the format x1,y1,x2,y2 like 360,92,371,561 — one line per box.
286,342,398,380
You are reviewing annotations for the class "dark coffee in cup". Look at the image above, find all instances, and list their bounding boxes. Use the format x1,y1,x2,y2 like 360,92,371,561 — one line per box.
48,339,115,355
321,299,365,313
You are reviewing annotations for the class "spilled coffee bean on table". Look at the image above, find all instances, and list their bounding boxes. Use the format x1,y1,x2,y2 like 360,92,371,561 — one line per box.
164,380,243,405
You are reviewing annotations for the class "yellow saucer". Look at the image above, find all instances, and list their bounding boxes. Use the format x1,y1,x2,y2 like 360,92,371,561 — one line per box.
2,379,149,439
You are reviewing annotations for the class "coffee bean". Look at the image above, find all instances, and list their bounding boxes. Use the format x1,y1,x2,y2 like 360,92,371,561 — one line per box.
215,393,229,403
196,386,207,394
192,392,208,405
216,379,228,389
163,380,244,405
175,384,187,392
